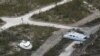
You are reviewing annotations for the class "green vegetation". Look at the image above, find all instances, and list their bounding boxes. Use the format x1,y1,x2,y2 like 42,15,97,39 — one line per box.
85,0,100,10
32,0,90,24
0,19,5,26
44,39,72,56
81,18,100,27
83,38,100,56
81,29,100,56
0,24,58,56
0,30,20,55
0,0,61,16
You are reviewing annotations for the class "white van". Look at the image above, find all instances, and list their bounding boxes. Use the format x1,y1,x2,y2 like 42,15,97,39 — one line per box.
63,31,89,41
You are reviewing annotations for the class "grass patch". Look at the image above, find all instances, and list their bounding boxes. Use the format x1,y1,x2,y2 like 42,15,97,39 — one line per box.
80,30,100,56
32,0,90,24
0,24,58,56
0,30,20,55
81,18,100,27
85,0,100,10
0,0,61,16
0,19,5,26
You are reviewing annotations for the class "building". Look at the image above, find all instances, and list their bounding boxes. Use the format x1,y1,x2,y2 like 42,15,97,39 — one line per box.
63,31,89,42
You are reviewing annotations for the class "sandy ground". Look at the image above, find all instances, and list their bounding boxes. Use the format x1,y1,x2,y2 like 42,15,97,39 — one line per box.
0,0,80,56
59,41,80,56
0,0,74,31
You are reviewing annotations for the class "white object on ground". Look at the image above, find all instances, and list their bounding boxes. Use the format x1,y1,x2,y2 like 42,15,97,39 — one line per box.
63,31,88,41
18,40,32,49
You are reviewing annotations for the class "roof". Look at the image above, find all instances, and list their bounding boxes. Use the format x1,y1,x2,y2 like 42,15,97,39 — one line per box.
63,31,87,41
